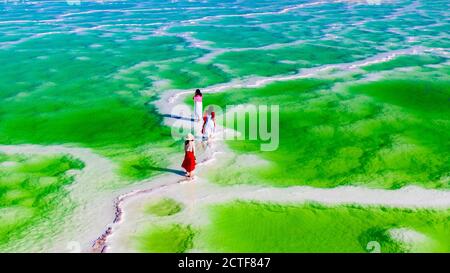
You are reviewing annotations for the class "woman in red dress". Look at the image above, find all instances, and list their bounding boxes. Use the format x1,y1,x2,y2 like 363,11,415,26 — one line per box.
181,133,196,178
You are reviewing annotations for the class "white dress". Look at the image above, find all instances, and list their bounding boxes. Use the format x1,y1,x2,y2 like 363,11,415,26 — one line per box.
193,99,202,121
203,114,215,139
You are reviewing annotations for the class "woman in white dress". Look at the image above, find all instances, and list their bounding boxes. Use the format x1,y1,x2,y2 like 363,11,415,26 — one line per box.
193,89,203,122
202,110,216,141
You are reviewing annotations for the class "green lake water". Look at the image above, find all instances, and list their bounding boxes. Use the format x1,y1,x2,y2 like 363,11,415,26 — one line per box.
0,0,448,252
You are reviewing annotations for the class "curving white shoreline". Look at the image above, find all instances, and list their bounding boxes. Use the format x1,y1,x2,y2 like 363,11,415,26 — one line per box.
156,45,447,106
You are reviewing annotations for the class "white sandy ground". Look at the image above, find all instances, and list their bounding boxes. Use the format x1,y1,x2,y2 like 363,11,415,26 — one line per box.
1,48,449,252
388,228,437,252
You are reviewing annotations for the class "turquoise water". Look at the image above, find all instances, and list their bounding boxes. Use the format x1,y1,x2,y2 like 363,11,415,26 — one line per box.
0,0,449,252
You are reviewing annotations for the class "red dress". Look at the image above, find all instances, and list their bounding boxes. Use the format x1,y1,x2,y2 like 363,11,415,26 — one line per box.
182,150,196,172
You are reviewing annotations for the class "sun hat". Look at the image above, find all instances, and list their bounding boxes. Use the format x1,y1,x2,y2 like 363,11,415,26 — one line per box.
185,133,195,141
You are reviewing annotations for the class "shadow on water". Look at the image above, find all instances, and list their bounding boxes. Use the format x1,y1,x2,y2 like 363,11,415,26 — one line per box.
144,101,194,121
161,113,195,122
144,99,196,124
149,166,185,176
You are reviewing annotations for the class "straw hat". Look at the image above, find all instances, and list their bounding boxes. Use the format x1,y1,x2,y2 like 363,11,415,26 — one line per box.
185,133,195,141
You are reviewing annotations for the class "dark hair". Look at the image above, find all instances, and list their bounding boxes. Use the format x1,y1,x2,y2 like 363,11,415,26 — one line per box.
195,89,202,97
184,140,190,146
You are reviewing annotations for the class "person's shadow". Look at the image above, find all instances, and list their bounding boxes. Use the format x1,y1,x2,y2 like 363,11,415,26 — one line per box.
149,166,185,176
144,100,195,122
161,113,195,122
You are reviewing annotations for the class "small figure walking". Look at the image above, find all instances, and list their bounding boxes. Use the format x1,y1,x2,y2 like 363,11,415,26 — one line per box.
193,89,203,122
202,107,216,142
181,133,196,178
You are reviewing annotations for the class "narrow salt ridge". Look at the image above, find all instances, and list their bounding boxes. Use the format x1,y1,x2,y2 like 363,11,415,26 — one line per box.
195,40,307,64
159,45,448,105
0,25,107,49
57,7,220,19
178,1,328,25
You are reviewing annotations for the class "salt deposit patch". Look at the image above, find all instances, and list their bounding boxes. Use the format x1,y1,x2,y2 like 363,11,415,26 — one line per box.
90,44,103,48
388,228,435,252
0,161,18,167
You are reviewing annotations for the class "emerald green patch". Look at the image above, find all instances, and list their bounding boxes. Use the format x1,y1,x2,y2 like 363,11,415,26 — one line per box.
145,198,183,217
201,201,450,253
0,153,84,250
136,224,195,253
